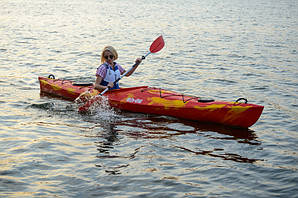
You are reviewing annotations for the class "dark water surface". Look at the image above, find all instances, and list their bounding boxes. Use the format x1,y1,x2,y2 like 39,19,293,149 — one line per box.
1,0,297,197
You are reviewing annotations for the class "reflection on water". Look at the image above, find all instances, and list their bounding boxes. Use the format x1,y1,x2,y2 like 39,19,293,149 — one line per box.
30,97,261,167
173,146,259,163
82,114,263,180
32,98,262,178
116,115,259,143
116,115,261,163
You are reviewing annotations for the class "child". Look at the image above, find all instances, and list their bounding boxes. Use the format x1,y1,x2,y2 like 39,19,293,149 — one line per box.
94,46,142,90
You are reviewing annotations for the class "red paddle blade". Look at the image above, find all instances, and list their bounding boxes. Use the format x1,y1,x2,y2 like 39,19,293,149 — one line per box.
149,35,165,53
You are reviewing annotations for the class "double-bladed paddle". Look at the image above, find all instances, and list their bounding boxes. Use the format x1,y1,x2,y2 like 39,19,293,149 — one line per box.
78,35,165,113
100,35,164,95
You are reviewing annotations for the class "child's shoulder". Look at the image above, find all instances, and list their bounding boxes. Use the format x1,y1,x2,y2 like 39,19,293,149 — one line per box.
98,63,108,69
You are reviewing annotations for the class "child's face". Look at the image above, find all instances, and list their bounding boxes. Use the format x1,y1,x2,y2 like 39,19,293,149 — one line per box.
104,51,114,65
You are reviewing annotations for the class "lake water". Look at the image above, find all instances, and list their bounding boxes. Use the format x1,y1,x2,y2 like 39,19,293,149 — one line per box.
1,0,297,197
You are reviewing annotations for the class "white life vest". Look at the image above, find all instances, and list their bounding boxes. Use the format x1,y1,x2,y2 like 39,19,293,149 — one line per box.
100,63,121,89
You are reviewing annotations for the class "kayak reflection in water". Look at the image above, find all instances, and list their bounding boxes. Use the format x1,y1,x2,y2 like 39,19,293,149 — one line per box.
94,46,142,91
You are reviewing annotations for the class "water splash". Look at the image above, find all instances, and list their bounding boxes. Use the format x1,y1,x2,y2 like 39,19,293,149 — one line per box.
91,96,118,122
76,95,118,123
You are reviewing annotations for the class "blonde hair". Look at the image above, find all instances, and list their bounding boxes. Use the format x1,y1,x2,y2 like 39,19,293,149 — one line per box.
100,46,118,64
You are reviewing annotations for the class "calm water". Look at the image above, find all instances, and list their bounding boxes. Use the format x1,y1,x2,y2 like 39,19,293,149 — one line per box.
1,0,297,197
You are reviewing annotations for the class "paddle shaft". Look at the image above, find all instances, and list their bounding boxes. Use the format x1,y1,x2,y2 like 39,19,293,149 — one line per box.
99,52,151,95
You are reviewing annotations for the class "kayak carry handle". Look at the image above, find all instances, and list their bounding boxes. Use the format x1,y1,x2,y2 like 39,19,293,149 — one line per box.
235,98,248,104
48,74,55,79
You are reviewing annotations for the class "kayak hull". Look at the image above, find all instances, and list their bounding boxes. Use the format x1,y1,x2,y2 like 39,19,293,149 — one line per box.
39,76,264,128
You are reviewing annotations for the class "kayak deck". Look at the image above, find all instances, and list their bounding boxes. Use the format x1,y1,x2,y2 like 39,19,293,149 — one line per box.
39,76,264,128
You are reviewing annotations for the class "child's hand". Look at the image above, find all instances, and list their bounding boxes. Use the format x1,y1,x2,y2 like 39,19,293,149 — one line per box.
107,82,114,89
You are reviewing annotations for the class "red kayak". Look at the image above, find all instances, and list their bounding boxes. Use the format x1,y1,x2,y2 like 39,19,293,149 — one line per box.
39,76,264,128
